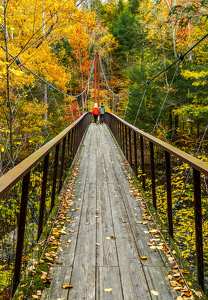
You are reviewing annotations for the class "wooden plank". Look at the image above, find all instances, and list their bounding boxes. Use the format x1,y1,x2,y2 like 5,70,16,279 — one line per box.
96,177,118,267
104,126,171,267
68,183,96,299
57,128,92,267
41,266,72,300
108,183,152,300
143,266,178,299
96,266,123,299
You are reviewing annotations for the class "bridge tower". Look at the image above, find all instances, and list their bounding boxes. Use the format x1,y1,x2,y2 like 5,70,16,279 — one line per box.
94,52,100,108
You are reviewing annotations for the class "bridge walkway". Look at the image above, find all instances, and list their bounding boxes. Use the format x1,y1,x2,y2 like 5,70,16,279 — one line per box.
42,124,178,300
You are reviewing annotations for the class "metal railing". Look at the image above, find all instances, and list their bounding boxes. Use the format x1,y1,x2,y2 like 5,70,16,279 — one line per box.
106,112,208,292
0,112,91,296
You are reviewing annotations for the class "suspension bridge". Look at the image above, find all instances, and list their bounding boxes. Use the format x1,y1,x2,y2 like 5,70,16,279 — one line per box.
0,34,208,299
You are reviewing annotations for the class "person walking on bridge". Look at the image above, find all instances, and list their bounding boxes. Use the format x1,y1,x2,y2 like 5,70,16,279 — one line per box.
92,103,100,124
99,103,105,124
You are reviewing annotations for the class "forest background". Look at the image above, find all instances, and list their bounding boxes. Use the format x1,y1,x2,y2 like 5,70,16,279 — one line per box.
0,0,208,174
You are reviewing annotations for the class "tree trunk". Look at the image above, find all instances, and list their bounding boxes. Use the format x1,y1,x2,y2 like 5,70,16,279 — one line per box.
174,114,178,138
4,0,14,163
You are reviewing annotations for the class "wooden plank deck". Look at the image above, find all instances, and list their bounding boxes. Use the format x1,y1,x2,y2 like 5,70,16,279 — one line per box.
41,124,178,300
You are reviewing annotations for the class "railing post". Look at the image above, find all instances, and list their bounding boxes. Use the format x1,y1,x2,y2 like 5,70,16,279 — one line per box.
129,127,132,167
150,141,156,209
12,171,30,296
68,131,72,168
125,125,128,160
71,128,75,160
38,153,49,240
134,131,138,177
140,135,145,189
165,151,173,237
193,169,204,290
51,143,59,212
122,122,125,152
119,121,122,147
59,136,66,192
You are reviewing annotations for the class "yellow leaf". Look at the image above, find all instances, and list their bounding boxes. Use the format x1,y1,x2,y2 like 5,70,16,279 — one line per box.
62,285,73,289
1,147,4,152
104,288,113,292
151,290,159,296
141,256,147,260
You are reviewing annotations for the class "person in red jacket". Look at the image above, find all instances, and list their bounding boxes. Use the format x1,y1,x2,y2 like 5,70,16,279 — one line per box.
92,103,100,124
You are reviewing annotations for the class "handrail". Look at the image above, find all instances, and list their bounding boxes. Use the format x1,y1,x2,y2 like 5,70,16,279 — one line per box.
0,113,90,199
106,112,208,176
0,112,92,296
105,112,207,292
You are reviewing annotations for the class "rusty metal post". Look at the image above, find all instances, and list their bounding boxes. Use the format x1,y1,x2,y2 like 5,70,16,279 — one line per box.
122,122,125,152
71,127,75,160
193,169,204,290
150,142,156,209
38,153,49,239
12,171,30,296
119,121,122,147
129,127,132,167
51,143,59,212
97,53,100,108
68,131,72,167
59,136,66,192
165,151,173,237
134,131,138,177
94,53,97,104
140,135,145,189
125,125,128,160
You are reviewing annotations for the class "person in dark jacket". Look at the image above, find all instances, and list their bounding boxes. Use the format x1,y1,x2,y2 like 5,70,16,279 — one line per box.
99,103,105,124
92,103,100,124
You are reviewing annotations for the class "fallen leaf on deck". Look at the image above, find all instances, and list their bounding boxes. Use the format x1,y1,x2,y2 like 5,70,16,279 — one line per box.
182,290,192,297
37,291,42,296
46,257,53,261
32,296,39,299
149,229,160,234
41,271,47,280
173,265,179,269
69,230,76,233
62,285,73,289
94,216,99,218
195,291,202,298
180,269,189,274
57,298,66,300
110,236,116,239
151,290,159,296
173,273,180,277
104,288,113,292
141,256,147,260
169,280,182,288
96,243,101,246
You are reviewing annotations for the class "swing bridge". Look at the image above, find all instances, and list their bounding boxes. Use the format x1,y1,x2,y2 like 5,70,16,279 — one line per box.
0,35,208,299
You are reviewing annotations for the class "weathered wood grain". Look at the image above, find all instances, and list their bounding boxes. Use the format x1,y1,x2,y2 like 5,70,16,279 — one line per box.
67,183,96,299
41,266,72,300
96,266,123,299
41,124,179,300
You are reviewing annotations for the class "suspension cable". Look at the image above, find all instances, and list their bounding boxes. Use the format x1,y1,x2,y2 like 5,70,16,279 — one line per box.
152,61,181,136
133,85,148,126
123,95,130,120
172,124,208,216
49,84,66,128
